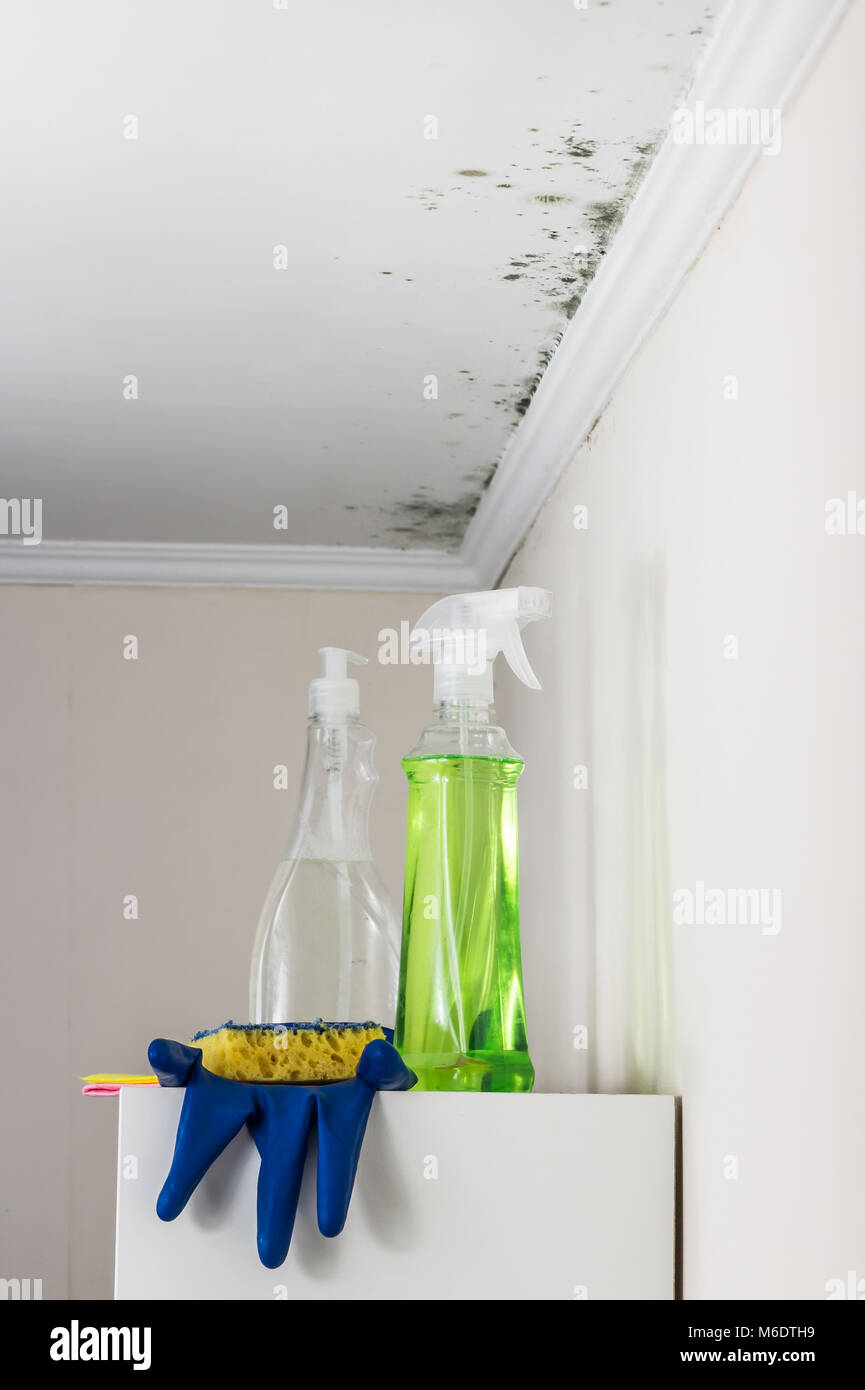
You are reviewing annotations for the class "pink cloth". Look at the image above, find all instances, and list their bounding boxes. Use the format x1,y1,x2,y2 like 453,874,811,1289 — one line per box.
82,1081,158,1097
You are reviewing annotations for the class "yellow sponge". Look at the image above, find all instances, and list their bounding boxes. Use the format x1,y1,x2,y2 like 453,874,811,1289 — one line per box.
190,1020,385,1084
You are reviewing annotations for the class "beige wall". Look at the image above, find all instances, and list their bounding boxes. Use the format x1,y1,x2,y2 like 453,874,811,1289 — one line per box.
497,0,865,1298
0,586,435,1298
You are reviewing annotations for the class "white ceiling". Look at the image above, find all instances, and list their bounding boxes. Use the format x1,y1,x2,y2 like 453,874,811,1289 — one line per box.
0,0,720,555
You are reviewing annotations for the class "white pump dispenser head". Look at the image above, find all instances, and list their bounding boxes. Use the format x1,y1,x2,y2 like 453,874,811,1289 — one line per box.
308,647,367,721
412,587,552,705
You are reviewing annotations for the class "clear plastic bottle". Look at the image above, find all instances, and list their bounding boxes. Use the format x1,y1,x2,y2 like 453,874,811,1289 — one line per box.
249,649,400,1026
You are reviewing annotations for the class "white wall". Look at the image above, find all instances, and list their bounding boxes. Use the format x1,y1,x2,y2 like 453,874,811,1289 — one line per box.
497,0,865,1299
0,585,435,1298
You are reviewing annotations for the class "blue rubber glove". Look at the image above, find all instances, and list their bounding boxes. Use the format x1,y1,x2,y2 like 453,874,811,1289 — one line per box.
148,1035,416,1268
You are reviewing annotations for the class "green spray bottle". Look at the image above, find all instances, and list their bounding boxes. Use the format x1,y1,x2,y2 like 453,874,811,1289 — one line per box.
394,587,552,1092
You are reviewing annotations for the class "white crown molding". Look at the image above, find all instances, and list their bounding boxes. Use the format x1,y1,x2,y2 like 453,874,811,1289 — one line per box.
1,0,846,594
0,539,480,592
463,0,849,588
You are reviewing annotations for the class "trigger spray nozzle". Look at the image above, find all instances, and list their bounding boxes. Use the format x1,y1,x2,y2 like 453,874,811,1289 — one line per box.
411,586,552,705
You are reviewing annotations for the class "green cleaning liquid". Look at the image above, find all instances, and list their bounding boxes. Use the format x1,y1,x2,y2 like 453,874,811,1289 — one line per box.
393,585,550,1092
395,753,534,1092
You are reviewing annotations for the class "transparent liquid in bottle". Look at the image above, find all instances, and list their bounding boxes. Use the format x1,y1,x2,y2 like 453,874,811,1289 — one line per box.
249,717,399,1027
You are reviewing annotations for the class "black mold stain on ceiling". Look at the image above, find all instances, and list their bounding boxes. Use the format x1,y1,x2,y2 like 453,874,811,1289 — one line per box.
383,6,721,552
388,129,671,547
